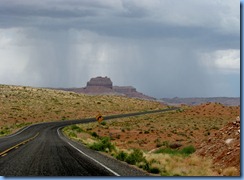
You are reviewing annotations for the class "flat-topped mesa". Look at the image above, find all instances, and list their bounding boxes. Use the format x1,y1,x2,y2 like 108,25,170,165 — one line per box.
54,76,156,100
86,76,113,89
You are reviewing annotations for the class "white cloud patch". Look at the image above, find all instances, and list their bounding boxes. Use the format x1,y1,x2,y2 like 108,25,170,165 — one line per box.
0,46,29,85
0,28,17,48
214,50,240,71
200,49,240,73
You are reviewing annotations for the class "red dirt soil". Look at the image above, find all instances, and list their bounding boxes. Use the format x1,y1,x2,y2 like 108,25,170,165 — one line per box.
196,116,240,175
87,103,240,175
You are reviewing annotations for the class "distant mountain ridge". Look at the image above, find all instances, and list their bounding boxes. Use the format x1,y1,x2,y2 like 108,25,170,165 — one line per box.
160,97,240,106
51,76,240,105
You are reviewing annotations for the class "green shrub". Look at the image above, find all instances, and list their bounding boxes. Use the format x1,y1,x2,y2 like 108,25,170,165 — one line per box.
101,121,106,126
139,161,160,174
89,141,103,151
139,161,150,171
70,125,83,133
0,126,11,136
91,132,99,138
155,145,196,156
125,149,145,165
155,148,178,155
180,145,196,155
89,137,115,152
69,132,77,138
149,167,160,174
116,151,128,161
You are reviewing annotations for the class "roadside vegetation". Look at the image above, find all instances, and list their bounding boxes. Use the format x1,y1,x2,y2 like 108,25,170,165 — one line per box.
63,123,215,176
0,84,164,136
63,103,239,176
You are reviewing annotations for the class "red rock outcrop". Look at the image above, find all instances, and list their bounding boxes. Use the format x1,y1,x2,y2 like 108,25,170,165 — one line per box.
87,76,113,89
55,76,156,100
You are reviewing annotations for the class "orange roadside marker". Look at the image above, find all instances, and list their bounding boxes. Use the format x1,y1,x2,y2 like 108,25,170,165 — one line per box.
96,113,103,123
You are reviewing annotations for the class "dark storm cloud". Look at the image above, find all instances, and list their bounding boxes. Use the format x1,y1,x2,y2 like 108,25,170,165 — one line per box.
0,1,98,29
0,1,239,38
0,5,96,19
0,0,239,47
0,0,240,98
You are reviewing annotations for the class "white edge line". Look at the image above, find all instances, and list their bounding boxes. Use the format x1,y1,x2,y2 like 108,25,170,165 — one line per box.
0,126,30,139
0,121,48,139
57,128,120,176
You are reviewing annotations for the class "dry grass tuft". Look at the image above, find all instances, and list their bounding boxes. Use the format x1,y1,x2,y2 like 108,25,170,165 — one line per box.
144,153,216,176
222,167,239,176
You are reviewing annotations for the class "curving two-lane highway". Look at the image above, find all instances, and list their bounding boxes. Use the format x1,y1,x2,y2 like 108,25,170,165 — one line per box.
0,108,178,176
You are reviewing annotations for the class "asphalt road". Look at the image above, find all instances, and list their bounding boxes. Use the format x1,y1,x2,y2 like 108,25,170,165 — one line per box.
0,108,178,176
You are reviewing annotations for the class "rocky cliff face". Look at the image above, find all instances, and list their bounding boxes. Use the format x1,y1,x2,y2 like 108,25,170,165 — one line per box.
87,76,113,89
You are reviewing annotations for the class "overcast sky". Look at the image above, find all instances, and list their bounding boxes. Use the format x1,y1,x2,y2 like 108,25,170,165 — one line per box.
0,0,240,98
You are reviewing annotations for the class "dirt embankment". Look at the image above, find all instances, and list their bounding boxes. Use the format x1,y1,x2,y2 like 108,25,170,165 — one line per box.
197,116,240,176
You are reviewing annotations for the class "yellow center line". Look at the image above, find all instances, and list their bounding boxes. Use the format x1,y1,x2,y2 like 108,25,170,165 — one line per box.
0,132,39,157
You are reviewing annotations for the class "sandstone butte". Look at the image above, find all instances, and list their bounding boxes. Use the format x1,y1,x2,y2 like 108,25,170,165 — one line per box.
57,76,156,100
